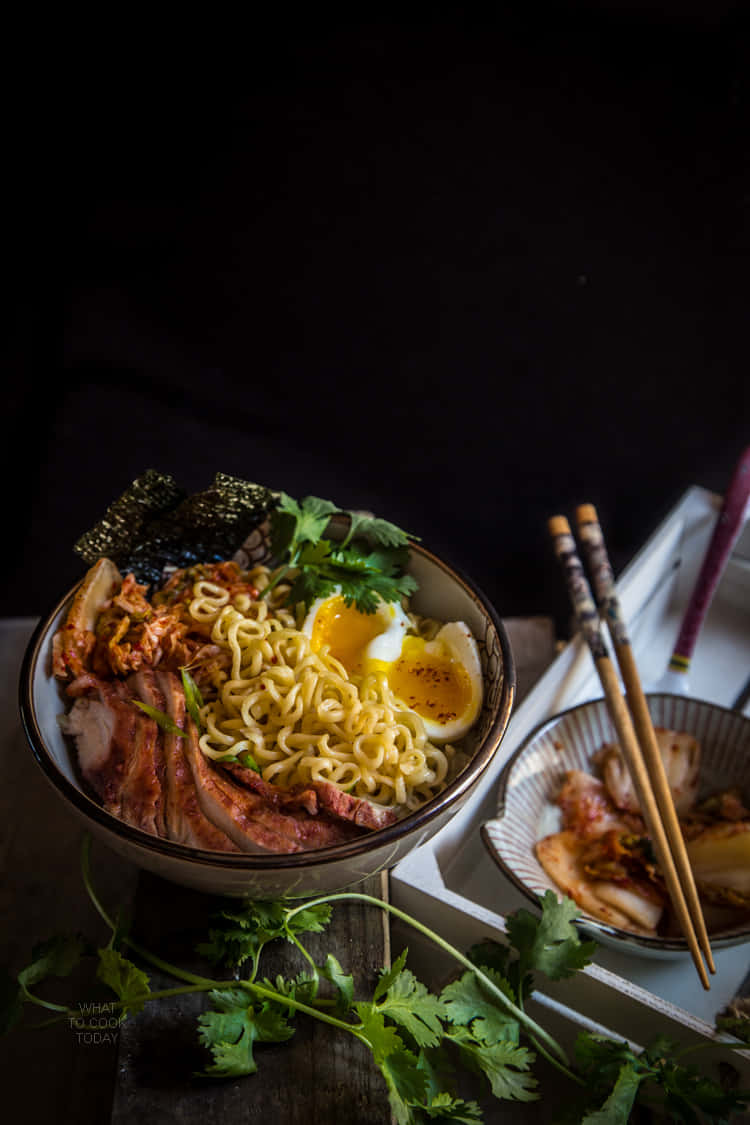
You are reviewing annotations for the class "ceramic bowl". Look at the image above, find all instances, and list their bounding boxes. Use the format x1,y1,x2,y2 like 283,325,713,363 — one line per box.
20,539,515,899
481,694,750,958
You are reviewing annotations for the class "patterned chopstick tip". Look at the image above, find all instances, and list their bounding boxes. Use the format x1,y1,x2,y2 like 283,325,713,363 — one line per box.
575,504,630,647
548,516,608,660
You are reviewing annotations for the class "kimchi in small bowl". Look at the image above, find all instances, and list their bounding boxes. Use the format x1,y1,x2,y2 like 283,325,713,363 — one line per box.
481,694,750,957
19,539,515,899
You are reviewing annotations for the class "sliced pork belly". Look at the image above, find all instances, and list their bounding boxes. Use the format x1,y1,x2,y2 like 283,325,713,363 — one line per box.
314,781,398,830
155,671,239,853
61,678,139,817
126,670,168,837
61,675,163,836
224,764,398,831
183,730,362,853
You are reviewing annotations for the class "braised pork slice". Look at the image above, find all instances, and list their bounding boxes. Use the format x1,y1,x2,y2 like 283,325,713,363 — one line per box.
314,781,398,830
126,670,168,837
61,675,163,836
183,730,363,853
155,671,239,853
224,763,398,830
61,679,134,816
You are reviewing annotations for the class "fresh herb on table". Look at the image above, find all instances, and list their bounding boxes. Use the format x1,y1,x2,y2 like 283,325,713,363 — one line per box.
261,493,419,614
2,838,748,1124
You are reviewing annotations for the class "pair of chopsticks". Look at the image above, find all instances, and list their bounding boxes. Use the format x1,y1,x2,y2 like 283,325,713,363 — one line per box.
548,505,715,990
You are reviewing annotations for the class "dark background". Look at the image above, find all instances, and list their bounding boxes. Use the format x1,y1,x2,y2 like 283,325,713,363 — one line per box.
8,5,749,634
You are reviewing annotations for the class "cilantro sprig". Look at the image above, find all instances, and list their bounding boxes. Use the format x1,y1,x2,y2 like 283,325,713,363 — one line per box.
3,837,748,1124
261,493,419,614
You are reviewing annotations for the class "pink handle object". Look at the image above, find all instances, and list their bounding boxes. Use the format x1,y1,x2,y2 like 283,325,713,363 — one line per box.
669,445,750,672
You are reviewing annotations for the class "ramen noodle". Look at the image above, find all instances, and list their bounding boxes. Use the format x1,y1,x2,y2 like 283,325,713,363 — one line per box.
189,568,460,810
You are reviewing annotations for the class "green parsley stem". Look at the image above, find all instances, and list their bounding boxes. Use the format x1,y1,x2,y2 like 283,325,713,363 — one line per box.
20,989,74,1015
80,835,218,990
286,933,320,994
238,979,363,1040
32,1011,80,1028
286,892,571,1068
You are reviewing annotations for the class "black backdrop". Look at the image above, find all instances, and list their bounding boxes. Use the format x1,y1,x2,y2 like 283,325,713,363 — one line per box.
9,6,749,634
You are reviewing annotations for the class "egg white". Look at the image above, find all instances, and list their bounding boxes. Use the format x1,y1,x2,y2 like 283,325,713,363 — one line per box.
384,621,483,743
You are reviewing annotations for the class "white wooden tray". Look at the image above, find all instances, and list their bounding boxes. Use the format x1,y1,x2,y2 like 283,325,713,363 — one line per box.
391,486,750,1081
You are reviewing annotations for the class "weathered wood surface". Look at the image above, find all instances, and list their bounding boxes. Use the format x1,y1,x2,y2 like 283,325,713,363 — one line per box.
1,619,140,1125
109,871,393,1125
1,618,393,1124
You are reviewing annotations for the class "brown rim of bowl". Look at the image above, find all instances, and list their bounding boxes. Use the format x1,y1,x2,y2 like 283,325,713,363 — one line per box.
482,696,750,952
19,539,516,870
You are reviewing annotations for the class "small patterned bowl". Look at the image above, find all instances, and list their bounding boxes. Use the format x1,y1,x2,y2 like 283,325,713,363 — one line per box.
481,694,750,958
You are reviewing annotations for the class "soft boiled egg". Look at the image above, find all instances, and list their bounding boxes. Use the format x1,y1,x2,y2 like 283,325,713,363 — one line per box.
381,622,483,743
301,591,483,744
301,590,411,676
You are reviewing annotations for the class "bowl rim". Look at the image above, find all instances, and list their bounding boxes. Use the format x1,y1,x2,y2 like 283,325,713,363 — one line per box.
19,538,516,870
482,693,750,953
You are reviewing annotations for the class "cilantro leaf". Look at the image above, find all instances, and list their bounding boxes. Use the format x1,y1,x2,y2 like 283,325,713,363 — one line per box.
279,494,341,547
441,968,520,1046
342,512,415,549
198,987,295,1078
466,938,532,1006
654,1055,750,1122
260,972,319,1010
579,1059,642,1124
355,1002,427,1125
265,491,418,612
17,934,88,994
374,960,446,1049
197,900,332,972
317,953,354,1015
448,1025,538,1102
357,1001,408,1063
416,1091,483,1122
574,1032,637,1090
96,947,151,1017
284,902,333,938
505,890,597,981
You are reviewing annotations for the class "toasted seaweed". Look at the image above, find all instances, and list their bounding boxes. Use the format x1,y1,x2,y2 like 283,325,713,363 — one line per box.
74,470,186,566
73,471,276,588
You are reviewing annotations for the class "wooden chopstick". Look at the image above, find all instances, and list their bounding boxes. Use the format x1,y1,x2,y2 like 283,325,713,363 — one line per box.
548,514,712,989
575,503,716,976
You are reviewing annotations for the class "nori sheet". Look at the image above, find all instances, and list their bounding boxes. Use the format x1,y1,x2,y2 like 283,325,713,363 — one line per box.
74,471,276,588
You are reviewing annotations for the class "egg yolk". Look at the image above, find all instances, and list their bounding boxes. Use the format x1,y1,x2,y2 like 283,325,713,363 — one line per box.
387,637,473,726
308,596,386,675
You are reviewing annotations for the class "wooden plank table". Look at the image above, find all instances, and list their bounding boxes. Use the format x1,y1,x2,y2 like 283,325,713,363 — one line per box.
109,871,392,1124
0,619,392,1125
